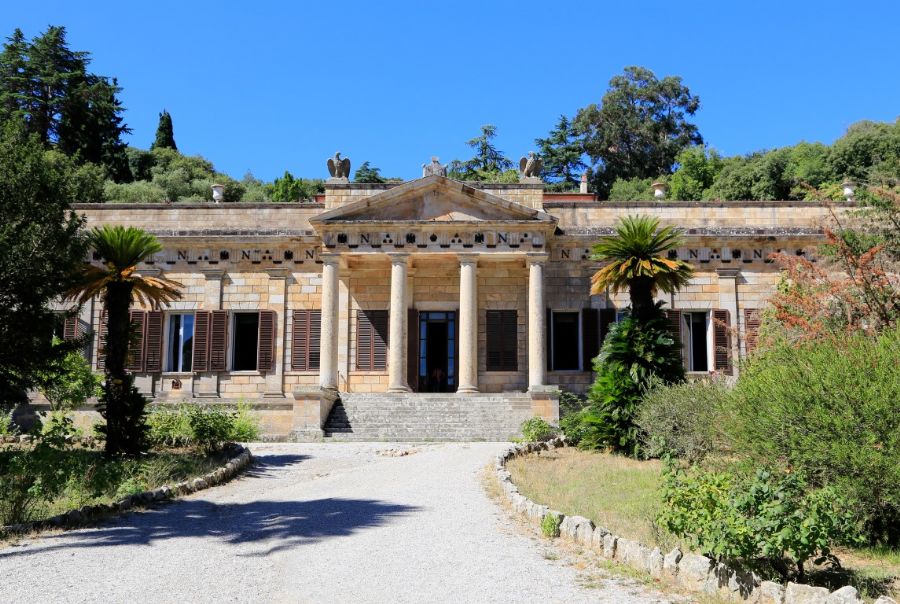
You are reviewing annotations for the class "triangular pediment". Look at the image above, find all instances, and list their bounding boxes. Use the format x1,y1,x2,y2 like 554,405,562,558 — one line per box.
311,175,555,225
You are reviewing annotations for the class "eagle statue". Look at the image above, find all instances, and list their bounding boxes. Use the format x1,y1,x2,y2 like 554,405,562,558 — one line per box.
327,152,351,179
519,152,543,179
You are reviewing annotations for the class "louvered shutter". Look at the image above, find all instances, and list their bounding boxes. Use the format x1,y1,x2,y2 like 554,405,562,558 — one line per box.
144,311,163,373
664,309,683,361
582,308,600,370
291,310,321,371
97,310,108,370
209,310,229,371
545,308,552,372
257,310,276,373
127,311,147,372
63,315,79,340
486,310,517,371
193,311,211,372
599,308,616,346
407,309,419,390
744,309,761,356
712,309,733,375
356,310,389,371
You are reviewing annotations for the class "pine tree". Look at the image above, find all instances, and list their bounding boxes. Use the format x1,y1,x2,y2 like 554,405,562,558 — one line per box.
0,26,131,181
152,109,177,151
535,115,587,188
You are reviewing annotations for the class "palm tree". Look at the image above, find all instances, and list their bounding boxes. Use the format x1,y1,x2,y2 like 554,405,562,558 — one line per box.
67,225,181,455
590,215,693,320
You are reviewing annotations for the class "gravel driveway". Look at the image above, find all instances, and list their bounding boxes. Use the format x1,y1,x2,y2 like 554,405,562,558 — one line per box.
0,443,671,603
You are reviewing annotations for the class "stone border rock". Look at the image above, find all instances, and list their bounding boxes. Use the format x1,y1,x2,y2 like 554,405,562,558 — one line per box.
496,438,896,604
1,444,253,535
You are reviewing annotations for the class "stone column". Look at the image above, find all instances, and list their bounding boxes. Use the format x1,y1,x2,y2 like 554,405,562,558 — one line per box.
527,253,548,391
319,254,340,392
264,268,288,398
716,268,741,377
457,254,479,393
387,253,411,392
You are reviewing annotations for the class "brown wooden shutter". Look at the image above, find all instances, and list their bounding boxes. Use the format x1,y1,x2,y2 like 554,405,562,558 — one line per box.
545,307,552,372
582,308,600,370
356,310,388,371
126,311,146,372
192,311,211,372
209,310,229,371
599,308,616,346
97,310,108,370
291,310,322,371
63,315,79,340
664,309,683,361
486,310,517,371
144,311,163,373
713,309,733,375
257,310,276,373
407,309,419,391
744,308,761,356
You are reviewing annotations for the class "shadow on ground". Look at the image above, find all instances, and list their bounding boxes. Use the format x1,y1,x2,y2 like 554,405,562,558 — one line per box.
0,453,419,559
0,497,419,559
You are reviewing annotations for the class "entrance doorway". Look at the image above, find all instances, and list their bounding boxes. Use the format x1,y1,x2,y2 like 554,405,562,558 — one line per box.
417,311,456,392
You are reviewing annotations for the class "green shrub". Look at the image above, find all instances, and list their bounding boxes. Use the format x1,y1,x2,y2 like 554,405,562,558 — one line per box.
520,417,557,442
727,328,900,544
36,341,102,412
658,465,860,580
0,410,14,436
636,377,731,462
558,389,587,419
187,406,232,453
541,512,562,538
146,405,193,447
570,311,684,455
229,403,260,442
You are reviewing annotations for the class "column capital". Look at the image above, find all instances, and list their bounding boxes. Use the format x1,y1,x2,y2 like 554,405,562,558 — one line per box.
457,252,479,266
716,267,741,279
320,252,342,267
136,267,162,277
200,268,225,279
525,252,549,265
387,252,411,265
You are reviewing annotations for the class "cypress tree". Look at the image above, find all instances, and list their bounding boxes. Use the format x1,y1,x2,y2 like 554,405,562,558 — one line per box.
152,109,177,151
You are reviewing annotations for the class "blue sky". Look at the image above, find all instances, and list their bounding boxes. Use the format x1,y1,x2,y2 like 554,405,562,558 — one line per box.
3,1,899,182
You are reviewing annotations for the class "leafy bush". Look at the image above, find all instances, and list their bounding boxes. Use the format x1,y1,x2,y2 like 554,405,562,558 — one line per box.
541,512,562,538
566,311,684,455
558,389,587,419
147,403,261,450
636,377,731,462
727,329,900,545
36,339,102,412
520,417,557,442
608,176,655,201
658,465,860,580
0,410,14,436
229,403,260,442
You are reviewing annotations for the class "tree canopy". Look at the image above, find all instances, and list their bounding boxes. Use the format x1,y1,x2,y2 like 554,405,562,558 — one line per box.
448,124,517,182
152,109,177,151
0,122,89,407
0,26,130,182
534,115,586,190
573,66,702,198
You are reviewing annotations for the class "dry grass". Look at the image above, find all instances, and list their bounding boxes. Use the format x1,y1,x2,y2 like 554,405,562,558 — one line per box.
506,447,675,550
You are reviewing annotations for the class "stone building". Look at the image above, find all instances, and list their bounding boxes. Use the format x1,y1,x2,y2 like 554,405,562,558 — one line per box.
60,166,845,440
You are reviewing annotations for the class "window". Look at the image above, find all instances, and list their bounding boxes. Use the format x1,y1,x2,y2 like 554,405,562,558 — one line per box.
356,310,388,371
683,311,709,372
166,313,194,372
486,310,517,371
551,311,581,371
291,310,321,371
232,312,260,371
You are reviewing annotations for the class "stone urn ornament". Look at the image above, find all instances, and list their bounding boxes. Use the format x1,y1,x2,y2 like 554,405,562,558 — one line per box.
211,183,225,203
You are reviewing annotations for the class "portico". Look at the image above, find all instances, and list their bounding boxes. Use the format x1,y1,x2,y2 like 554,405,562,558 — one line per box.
308,175,557,396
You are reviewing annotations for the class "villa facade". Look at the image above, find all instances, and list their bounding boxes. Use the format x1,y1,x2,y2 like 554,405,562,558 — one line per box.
58,168,845,439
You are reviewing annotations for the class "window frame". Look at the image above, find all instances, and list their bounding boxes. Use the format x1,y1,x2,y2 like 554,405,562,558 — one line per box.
549,309,583,372
230,311,261,372
164,312,195,373
681,310,713,373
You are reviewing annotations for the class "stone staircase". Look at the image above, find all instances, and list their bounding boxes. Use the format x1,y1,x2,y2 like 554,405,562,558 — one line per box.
322,392,535,441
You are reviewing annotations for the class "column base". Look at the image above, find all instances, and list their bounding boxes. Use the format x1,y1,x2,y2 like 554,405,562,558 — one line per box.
456,386,480,394
387,385,412,393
